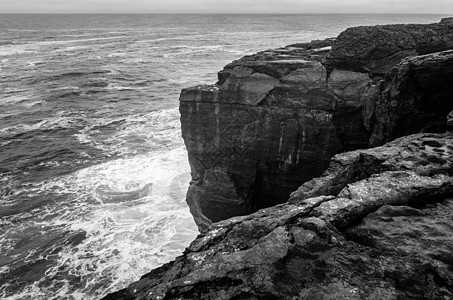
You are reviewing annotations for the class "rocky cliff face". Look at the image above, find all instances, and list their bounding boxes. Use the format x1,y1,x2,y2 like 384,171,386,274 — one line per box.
180,18,453,230
104,133,453,299
103,19,453,299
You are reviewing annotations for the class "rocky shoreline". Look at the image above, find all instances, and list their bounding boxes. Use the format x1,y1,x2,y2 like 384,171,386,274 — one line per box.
104,18,453,299
180,17,453,231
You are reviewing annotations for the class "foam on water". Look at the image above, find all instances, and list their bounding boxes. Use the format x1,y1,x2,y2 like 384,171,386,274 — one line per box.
74,108,183,157
0,45,33,56
0,145,198,299
0,13,446,300
0,95,31,106
0,115,83,137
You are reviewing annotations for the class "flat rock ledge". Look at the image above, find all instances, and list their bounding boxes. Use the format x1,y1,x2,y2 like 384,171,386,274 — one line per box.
104,133,453,300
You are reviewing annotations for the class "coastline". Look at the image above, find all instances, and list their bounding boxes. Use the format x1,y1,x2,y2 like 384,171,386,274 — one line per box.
103,17,453,299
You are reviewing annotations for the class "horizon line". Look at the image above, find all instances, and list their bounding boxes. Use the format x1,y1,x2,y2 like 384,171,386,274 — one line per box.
0,12,451,15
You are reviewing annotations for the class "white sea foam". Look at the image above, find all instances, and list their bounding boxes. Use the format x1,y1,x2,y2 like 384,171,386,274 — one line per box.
0,95,30,106
1,107,196,298
0,144,198,299
0,120,46,137
105,83,135,90
55,45,91,53
74,108,183,157
0,45,35,56
0,115,82,137
25,60,44,67
22,100,43,108
34,36,126,46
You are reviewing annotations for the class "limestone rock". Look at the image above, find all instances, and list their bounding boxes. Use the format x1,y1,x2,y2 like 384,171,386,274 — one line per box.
370,50,453,146
290,133,453,201
180,19,453,231
180,83,342,230
327,19,453,76
103,133,453,300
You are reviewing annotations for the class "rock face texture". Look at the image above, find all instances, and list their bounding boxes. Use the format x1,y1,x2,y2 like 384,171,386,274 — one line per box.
326,17,453,76
102,20,453,299
103,133,453,299
370,50,453,146
180,19,453,230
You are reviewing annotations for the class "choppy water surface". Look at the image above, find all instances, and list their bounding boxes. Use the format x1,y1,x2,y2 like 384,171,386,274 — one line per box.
0,14,445,299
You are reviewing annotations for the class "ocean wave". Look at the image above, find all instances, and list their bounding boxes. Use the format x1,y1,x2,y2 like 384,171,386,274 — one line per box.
0,145,198,299
95,183,153,204
21,100,44,108
30,70,111,84
54,45,91,53
79,81,109,88
25,60,45,67
0,115,86,138
33,35,127,46
74,108,184,157
0,95,31,106
159,44,250,58
0,45,35,56
105,83,134,91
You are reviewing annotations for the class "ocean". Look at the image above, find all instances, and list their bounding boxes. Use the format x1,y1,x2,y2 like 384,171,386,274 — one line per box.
0,13,446,299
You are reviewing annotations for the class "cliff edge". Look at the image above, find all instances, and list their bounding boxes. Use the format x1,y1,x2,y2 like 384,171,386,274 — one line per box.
103,19,453,299
105,132,453,299
180,18,453,230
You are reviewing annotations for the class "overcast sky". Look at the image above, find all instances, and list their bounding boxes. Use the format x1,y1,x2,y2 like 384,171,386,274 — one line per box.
1,0,453,14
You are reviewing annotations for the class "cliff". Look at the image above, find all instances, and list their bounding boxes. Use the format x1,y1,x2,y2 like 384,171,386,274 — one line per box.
104,132,453,299
180,18,453,230
102,19,453,299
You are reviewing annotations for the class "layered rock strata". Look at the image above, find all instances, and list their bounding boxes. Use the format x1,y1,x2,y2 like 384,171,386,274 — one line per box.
180,19,453,230
104,133,453,299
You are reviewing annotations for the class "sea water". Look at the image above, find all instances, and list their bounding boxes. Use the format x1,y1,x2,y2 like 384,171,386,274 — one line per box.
0,14,445,299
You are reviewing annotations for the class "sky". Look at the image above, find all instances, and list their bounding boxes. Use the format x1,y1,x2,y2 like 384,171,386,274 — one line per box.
1,0,453,14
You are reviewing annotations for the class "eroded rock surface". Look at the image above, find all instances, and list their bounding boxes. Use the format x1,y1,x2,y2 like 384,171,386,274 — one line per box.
370,50,453,146
180,19,453,230
103,133,453,300
326,17,453,76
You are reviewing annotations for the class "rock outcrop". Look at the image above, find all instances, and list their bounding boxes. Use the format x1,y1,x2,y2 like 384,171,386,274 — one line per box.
326,17,453,76
102,19,453,299
103,133,453,299
370,50,453,146
180,19,453,230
